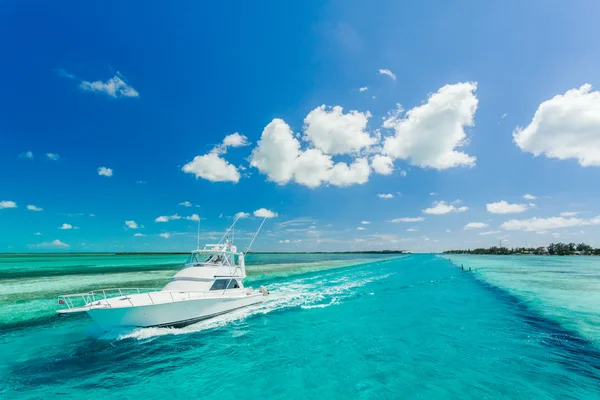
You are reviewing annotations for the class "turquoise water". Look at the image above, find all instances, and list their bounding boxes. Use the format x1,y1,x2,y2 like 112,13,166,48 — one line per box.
1,254,600,398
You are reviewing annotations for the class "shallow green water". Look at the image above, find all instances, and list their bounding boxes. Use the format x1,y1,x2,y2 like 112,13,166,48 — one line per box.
448,255,600,345
1,253,599,398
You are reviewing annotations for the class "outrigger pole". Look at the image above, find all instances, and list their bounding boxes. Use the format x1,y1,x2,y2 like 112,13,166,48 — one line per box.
197,217,201,250
245,217,267,255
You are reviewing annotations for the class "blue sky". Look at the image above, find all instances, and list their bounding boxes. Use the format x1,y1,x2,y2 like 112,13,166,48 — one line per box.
2,0,600,252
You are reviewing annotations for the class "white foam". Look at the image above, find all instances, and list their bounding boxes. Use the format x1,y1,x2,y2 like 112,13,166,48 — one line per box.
301,298,339,309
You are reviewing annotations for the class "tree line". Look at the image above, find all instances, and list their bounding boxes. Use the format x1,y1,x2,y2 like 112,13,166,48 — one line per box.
444,242,600,256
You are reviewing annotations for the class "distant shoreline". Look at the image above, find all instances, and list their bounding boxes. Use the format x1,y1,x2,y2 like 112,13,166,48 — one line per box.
0,250,409,257
444,253,599,257
444,242,600,256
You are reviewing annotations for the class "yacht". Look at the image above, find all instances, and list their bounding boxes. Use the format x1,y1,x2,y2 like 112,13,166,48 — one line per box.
57,218,269,330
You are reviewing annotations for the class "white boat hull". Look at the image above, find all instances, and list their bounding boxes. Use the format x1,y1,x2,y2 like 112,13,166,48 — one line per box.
86,294,264,330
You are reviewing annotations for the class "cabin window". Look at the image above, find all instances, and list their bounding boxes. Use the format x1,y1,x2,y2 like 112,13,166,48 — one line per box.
227,280,240,289
210,279,229,291
209,279,241,290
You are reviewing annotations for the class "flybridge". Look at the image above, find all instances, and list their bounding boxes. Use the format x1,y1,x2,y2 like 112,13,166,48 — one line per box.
185,242,243,271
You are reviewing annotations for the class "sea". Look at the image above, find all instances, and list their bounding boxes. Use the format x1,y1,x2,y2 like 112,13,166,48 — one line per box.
1,253,599,399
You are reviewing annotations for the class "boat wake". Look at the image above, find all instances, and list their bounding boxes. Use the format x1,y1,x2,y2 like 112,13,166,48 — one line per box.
103,270,392,341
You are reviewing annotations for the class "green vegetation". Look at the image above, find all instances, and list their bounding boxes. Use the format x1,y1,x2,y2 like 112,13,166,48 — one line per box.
444,242,600,256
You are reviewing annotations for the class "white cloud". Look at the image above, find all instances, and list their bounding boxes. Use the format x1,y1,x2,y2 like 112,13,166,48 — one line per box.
486,201,529,214
356,226,366,231
159,233,171,239
155,214,181,223
59,223,74,230
464,222,488,230
377,193,394,199
80,74,139,98
501,215,600,231
303,105,376,155
390,217,425,223
361,221,370,225
359,87,368,92
179,201,192,207
371,155,394,175
98,167,113,177
327,158,370,187
134,233,145,237
254,208,278,218
36,239,69,249
406,228,418,232
383,82,478,170
186,214,200,221
514,84,600,166
250,119,299,185
289,148,332,188
0,201,17,209
479,230,501,236
423,201,468,215
46,153,60,161
250,118,371,188
379,69,396,80
182,153,240,183
222,132,249,148
27,205,43,212
279,239,290,243
125,220,139,229
20,151,34,159
34,232,42,236
501,113,508,119
523,194,537,200
57,68,76,79
235,212,250,219
183,131,249,183
560,211,578,217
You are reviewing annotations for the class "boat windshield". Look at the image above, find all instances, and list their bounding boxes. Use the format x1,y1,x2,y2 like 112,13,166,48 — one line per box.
186,252,228,265
204,255,223,264
186,252,201,264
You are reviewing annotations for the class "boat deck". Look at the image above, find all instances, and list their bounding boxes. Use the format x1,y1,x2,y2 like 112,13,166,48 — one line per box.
57,288,251,314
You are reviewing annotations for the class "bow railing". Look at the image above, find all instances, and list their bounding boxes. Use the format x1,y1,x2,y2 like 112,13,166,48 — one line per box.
57,286,255,313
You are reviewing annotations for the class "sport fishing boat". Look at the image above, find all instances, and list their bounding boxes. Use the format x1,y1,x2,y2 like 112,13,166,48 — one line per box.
57,217,269,330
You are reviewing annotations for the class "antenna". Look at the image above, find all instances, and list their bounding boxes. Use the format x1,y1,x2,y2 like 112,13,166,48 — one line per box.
197,217,201,250
245,217,267,255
